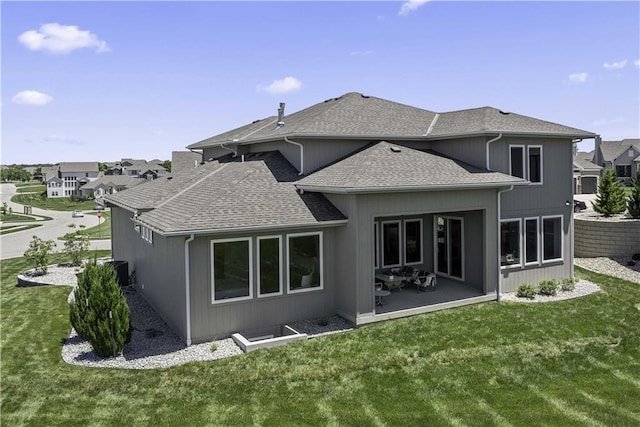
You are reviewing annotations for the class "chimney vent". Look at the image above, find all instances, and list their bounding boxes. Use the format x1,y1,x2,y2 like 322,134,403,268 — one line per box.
277,102,285,126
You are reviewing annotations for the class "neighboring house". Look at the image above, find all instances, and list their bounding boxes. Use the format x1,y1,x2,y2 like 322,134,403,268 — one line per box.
593,138,640,185
41,165,59,184
46,162,99,198
109,159,167,179
80,175,147,198
573,151,602,194
106,92,596,345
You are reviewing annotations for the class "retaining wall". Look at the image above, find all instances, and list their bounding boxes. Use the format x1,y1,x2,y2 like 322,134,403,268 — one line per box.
575,216,640,257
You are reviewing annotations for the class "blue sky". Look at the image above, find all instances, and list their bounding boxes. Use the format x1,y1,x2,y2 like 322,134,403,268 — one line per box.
2,1,639,164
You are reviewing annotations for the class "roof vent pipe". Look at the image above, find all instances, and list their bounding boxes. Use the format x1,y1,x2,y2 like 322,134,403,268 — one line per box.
277,103,285,126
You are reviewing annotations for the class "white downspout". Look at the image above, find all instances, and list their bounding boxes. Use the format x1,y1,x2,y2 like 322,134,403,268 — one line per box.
496,185,513,302
184,234,195,345
284,136,304,175
220,143,238,157
486,133,503,170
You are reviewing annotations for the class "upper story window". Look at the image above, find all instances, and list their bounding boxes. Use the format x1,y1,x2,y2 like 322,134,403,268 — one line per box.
510,145,543,184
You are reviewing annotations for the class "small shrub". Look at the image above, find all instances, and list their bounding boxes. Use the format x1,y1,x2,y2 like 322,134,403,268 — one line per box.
515,283,537,299
23,235,56,275
593,169,627,217
210,343,218,352
561,278,576,292
632,253,640,261
69,262,130,357
63,224,90,266
538,279,559,296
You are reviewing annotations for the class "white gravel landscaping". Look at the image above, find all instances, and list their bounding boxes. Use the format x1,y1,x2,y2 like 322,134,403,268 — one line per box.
500,279,601,303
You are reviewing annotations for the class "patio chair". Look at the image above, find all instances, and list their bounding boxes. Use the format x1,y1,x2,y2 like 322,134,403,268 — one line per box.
414,270,436,292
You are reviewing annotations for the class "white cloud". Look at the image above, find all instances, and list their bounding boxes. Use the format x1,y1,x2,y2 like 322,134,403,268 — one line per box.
634,59,640,69
350,50,373,56
259,77,302,95
591,117,624,127
18,23,110,54
399,0,431,16
43,135,84,146
12,90,53,106
603,59,627,70
568,72,588,84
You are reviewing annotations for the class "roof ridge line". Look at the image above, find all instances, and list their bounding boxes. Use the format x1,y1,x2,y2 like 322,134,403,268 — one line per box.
425,113,440,136
238,118,279,141
155,164,229,209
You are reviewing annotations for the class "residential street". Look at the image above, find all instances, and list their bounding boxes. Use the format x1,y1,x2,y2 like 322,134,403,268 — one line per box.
0,183,111,260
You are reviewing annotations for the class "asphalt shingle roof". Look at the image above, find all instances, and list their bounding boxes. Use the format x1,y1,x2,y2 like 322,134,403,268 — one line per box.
59,162,99,173
574,151,601,171
171,151,203,176
188,92,595,149
105,152,346,234
82,175,146,190
599,139,640,162
296,141,525,192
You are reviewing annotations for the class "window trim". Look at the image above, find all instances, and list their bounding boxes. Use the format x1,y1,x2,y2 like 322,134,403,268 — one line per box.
524,217,540,266
257,235,283,298
509,145,525,178
210,237,254,304
286,231,324,294
374,222,379,269
141,225,153,245
542,215,564,264
528,145,543,185
381,220,402,268
500,218,522,269
403,218,423,266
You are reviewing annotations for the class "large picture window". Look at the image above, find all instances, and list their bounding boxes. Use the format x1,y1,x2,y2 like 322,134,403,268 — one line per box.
382,221,401,267
528,146,543,184
404,219,422,265
616,165,632,178
258,236,282,297
542,216,563,262
510,146,525,179
524,217,539,265
500,219,521,267
211,238,252,303
288,232,323,293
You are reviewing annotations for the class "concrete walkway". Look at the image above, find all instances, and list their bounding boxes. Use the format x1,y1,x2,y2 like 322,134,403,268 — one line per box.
1,183,111,260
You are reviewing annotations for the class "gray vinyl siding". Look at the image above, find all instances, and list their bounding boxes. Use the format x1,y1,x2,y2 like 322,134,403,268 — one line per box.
249,141,302,172
303,139,370,174
613,146,639,176
202,147,233,161
326,189,498,324
111,206,188,341
430,137,488,169
490,137,574,292
187,229,338,343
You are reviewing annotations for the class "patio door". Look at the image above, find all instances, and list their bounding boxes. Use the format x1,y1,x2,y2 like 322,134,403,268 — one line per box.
434,216,464,280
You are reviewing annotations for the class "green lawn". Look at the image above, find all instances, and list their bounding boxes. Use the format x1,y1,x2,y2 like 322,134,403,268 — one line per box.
15,184,46,194
0,212,52,222
84,211,111,240
11,193,95,211
1,259,639,426
0,224,42,235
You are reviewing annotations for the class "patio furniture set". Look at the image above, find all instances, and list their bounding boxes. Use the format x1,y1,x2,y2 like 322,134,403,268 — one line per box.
374,266,437,305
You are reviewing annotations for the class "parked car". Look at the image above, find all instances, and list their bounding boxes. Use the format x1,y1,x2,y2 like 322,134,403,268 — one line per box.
93,204,105,211
573,200,587,213
71,210,85,218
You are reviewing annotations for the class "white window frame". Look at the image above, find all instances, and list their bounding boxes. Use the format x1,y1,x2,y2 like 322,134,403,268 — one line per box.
287,231,324,294
509,145,525,178
542,215,564,264
257,235,283,298
403,218,423,265
374,222,379,269
524,217,540,266
527,145,543,184
500,218,522,269
381,220,402,268
210,237,253,304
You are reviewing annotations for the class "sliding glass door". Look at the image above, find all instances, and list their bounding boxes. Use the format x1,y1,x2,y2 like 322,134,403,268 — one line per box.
434,216,464,280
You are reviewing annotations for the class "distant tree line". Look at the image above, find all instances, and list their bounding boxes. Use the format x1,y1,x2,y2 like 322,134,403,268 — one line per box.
1,166,32,182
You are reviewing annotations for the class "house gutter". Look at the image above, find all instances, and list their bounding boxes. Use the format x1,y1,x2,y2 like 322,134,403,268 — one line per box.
184,234,195,346
188,148,204,164
220,143,238,157
296,180,527,194
485,133,503,170
161,219,348,237
496,185,514,302
284,136,304,175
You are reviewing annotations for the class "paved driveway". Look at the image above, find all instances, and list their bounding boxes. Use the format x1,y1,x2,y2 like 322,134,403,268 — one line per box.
574,193,597,213
1,183,111,260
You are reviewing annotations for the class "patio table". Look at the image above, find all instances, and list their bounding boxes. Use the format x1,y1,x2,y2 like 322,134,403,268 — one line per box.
375,274,405,291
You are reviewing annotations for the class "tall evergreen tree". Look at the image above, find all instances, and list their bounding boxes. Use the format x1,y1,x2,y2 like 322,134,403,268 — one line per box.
593,169,627,217
627,170,640,218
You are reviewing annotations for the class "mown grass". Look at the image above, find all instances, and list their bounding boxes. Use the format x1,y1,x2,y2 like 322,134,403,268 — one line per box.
15,185,46,194
0,212,52,222
1,261,639,426
0,224,42,235
83,211,111,240
11,193,95,211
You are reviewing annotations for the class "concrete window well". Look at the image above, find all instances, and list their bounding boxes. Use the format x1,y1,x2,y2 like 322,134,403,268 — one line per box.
232,325,308,353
